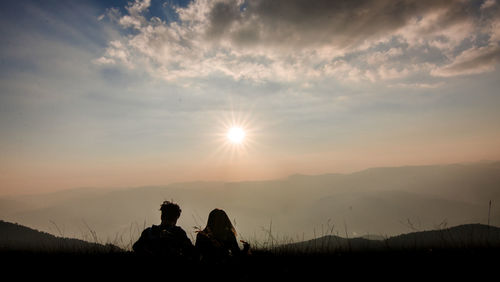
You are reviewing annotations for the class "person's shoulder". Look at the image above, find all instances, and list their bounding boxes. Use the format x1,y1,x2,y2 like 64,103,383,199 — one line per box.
150,224,160,230
149,225,164,231
141,225,160,235
135,227,153,240
195,230,213,245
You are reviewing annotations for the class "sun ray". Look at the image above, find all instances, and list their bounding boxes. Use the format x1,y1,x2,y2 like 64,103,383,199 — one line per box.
209,107,259,161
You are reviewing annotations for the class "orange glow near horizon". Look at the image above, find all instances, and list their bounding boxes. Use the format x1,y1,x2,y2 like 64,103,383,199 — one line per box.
2,118,500,196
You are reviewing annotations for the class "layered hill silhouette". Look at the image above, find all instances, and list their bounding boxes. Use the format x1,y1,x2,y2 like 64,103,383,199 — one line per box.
280,223,500,253
0,220,122,253
2,220,498,255
1,162,499,248
2,223,498,281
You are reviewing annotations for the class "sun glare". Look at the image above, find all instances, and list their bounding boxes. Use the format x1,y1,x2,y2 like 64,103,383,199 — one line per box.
227,127,246,144
212,109,259,159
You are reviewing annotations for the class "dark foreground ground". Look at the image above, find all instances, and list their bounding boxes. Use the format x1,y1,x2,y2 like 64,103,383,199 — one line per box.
2,248,499,281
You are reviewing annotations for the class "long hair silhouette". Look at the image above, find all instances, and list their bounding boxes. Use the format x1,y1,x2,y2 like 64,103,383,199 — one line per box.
203,209,236,241
195,208,249,260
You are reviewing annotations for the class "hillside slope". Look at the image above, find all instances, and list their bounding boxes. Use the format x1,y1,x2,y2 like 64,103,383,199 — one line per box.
0,220,122,253
280,223,500,253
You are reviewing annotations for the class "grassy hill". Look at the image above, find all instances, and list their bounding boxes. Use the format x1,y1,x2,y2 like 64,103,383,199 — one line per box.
278,223,500,254
0,220,122,253
1,221,499,280
3,220,498,254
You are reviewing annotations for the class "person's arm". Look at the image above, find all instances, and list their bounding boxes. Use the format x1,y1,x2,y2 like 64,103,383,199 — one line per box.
241,240,250,254
228,233,250,256
177,228,197,258
194,232,206,249
132,228,153,254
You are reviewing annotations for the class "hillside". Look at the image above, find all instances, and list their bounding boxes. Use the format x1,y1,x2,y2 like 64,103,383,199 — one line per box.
0,220,122,253
279,223,500,253
385,223,500,250
2,220,498,255
1,221,499,281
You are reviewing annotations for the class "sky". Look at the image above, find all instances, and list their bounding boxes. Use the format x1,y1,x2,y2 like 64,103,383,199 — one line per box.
1,0,500,196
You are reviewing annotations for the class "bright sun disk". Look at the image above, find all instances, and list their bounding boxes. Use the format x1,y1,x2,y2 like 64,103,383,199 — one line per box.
227,127,245,144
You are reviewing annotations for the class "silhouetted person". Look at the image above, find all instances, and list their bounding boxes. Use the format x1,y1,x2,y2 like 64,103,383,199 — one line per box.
133,201,194,259
195,208,250,262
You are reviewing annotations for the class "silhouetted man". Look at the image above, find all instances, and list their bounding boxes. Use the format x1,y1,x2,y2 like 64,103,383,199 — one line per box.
133,201,195,258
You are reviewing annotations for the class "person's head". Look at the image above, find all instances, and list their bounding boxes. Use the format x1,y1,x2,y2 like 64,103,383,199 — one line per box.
204,209,236,240
160,201,181,225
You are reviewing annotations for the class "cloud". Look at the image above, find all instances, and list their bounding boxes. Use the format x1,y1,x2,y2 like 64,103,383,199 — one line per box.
432,44,500,77
390,82,445,89
490,18,500,42
204,0,457,50
481,0,496,10
119,0,153,29
95,0,500,83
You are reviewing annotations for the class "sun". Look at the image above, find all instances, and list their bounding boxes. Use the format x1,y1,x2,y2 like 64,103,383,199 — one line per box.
211,108,260,159
227,127,246,144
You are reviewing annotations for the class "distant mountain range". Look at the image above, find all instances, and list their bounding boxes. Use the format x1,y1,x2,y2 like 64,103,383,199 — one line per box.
279,224,500,253
1,161,499,249
0,220,122,253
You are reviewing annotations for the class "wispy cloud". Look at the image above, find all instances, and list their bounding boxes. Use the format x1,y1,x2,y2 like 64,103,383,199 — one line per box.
432,44,500,77
96,0,500,83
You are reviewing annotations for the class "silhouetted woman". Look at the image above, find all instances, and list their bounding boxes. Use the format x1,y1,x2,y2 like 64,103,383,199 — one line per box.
195,209,250,261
